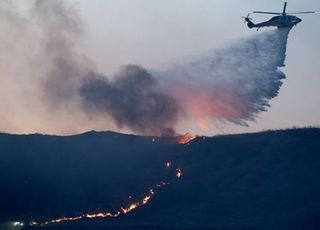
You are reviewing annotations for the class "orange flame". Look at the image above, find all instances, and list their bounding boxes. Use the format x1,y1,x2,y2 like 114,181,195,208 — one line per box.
29,163,182,227
176,133,194,144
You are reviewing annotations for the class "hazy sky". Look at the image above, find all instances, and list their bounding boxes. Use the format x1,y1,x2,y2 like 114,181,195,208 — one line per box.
75,0,320,135
1,0,319,136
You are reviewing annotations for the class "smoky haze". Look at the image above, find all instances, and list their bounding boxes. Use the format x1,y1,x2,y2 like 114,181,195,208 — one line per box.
80,65,179,135
0,0,290,135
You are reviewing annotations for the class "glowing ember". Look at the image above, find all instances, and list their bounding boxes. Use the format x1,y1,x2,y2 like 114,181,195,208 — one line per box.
156,181,169,187
176,168,182,178
12,221,24,227
176,133,194,144
121,204,138,214
29,162,182,227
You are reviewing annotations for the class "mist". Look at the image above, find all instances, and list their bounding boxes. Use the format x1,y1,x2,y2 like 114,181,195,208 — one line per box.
0,0,290,135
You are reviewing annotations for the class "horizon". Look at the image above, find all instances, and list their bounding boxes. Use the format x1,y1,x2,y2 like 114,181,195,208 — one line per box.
1,125,319,139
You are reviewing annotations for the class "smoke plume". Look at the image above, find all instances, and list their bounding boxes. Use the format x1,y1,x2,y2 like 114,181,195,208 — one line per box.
156,28,289,128
80,65,179,135
0,0,290,135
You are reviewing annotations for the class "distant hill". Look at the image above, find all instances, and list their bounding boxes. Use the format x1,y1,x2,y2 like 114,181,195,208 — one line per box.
0,128,320,230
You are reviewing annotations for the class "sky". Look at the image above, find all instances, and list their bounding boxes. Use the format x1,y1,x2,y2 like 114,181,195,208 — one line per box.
76,0,320,135
1,0,319,136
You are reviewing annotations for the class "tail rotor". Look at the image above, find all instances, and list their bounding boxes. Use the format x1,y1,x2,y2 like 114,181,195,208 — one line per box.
241,13,252,23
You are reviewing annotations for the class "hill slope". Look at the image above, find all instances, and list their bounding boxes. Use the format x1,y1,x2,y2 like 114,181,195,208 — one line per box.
0,128,320,230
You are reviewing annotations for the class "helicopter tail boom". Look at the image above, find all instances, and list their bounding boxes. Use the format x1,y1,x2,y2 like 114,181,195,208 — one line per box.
247,20,256,28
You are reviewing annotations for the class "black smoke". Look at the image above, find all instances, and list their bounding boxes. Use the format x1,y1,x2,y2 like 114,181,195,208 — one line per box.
80,65,179,135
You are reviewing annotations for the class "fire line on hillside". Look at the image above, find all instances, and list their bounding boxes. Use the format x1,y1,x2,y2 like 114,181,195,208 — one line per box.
28,162,183,227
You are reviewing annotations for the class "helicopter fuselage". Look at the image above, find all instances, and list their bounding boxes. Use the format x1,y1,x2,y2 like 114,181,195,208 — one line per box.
263,15,302,28
247,15,302,29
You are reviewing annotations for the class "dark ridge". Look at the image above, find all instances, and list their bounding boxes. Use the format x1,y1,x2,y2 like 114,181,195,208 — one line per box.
0,128,320,230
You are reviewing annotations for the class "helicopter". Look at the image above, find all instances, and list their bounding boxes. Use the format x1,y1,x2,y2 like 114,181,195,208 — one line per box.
243,2,315,30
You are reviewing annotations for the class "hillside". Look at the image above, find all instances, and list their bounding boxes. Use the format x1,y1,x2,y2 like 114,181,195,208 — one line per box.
0,128,320,229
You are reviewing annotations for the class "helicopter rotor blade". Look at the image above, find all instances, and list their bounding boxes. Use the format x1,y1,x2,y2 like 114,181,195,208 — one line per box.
253,11,281,15
288,11,315,14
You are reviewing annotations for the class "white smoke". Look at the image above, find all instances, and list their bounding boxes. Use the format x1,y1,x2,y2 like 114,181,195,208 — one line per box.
156,28,290,128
